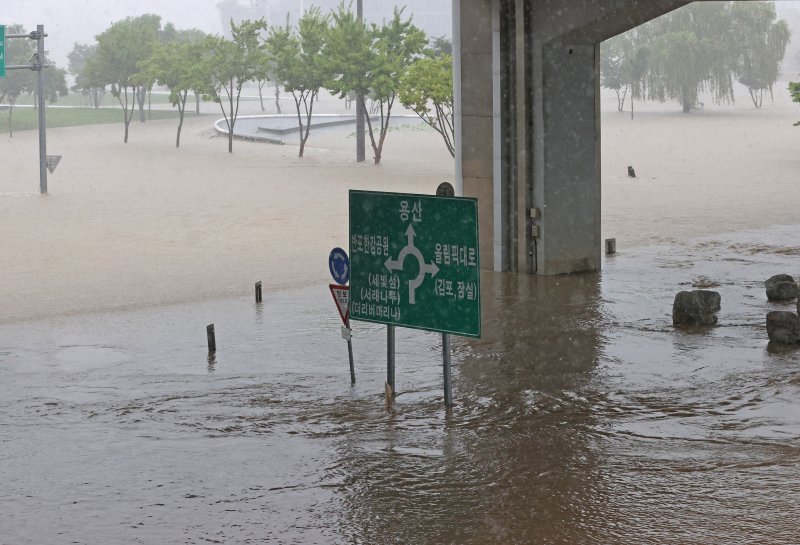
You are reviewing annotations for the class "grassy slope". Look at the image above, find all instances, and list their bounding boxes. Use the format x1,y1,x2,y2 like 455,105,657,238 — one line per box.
0,106,184,134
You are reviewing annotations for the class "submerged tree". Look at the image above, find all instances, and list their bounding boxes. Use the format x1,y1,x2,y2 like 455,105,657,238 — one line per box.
730,2,791,108
601,32,649,117
267,8,331,157
88,15,162,142
643,2,736,113
203,19,264,153
398,53,454,157
140,37,212,147
68,43,106,108
601,1,791,114
326,5,426,164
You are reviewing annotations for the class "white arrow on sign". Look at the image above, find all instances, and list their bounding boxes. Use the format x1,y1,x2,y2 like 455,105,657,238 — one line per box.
384,224,439,304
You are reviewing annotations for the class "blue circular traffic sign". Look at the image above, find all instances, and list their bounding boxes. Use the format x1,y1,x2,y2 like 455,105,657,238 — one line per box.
328,247,350,285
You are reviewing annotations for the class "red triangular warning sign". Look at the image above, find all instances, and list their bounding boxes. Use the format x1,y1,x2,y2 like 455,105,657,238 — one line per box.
329,284,350,325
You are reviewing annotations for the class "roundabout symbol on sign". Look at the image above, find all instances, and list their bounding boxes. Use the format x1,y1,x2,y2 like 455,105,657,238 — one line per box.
384,224,439,304
328,247,350,285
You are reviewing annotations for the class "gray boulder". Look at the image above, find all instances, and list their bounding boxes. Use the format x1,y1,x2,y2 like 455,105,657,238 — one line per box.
765,274,798,301
766,311,800,344
673,290,721,326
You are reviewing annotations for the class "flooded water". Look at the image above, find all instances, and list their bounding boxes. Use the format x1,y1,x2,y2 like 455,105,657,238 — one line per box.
2,225,799,544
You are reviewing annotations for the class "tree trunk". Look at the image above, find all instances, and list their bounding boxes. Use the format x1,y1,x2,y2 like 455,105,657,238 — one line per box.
274,83,281,114
176,91,187,148
228,77,235,153
682,88,692,113
258,81,265,111
137,88,146,122
8,105,14,138
195,92,200,115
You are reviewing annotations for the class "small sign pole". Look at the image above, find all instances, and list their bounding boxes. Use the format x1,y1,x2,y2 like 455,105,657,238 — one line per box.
386,325,396,401
329,282,354,384
346,318,355,384
442,333,452,407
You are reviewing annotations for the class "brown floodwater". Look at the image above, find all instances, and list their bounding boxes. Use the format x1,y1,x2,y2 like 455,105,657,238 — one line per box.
2,225,800,544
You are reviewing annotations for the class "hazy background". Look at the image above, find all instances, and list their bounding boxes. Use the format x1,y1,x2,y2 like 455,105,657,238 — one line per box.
3,0,224,67
5,0,800,72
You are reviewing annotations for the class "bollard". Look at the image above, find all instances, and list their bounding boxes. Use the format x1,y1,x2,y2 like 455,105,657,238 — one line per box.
207,324,216,353
255,281,263,303
605,238,617,255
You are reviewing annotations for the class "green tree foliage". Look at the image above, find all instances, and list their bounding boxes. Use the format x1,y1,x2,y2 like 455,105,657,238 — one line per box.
730,2,790,108
398,53,454,157
38,63,69,107
602,1,790,114
203,19,265,153
87,15,162,142
0,25,35,137
789,81,800,126
68,43,106,108
267,8,331,157
139,36,213,147
327,5,426,164
600,33,649,117
644,2,735,114
0,25,67,137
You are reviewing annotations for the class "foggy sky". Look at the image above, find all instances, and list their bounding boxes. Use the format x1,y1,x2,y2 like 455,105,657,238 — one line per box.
2,0,225,67
3,0,800,72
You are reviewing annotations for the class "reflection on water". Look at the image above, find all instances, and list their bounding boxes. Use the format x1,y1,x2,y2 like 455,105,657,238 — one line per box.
2,226,800,544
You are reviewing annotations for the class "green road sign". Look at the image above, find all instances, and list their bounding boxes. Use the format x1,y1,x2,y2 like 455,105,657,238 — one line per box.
349,190,481,337
1,25,5,78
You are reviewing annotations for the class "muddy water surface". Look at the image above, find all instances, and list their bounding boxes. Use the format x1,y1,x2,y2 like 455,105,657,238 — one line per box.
2,226,800,544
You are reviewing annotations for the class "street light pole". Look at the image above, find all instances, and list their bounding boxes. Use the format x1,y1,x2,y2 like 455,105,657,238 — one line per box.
356,0,366,162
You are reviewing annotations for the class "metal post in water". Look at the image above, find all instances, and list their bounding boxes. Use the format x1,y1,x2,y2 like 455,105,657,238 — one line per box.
346,319,355,385
36,25,47,195
355,0,365,163
386,324,395,398
207,324,216,353
442,333,452,407
255,281,263,303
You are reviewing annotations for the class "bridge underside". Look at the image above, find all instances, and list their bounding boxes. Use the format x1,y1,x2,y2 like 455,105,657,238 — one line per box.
454,0,691,274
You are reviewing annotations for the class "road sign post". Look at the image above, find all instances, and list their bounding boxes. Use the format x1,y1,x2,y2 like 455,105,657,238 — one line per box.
349,190,480,406
349,190,481,336
328,247,355,385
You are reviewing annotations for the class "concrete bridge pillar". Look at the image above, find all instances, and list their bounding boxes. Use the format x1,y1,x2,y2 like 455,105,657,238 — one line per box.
454,0,691,275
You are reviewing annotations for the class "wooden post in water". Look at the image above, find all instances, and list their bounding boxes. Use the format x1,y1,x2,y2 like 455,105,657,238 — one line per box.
255,281,263,303
207,324,216,353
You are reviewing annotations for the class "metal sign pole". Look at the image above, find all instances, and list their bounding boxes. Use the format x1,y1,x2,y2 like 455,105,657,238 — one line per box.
387,324,395,398
4,26,49,194
346,318,355,384
36,25,47,195
442,333,452,407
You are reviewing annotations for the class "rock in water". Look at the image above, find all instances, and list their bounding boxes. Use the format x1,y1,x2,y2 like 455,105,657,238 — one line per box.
765,274,798,301
673,290,721,326
766,311,800,344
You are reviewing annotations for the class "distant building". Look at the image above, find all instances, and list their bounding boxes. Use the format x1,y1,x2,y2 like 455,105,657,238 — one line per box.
217,0,452,41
